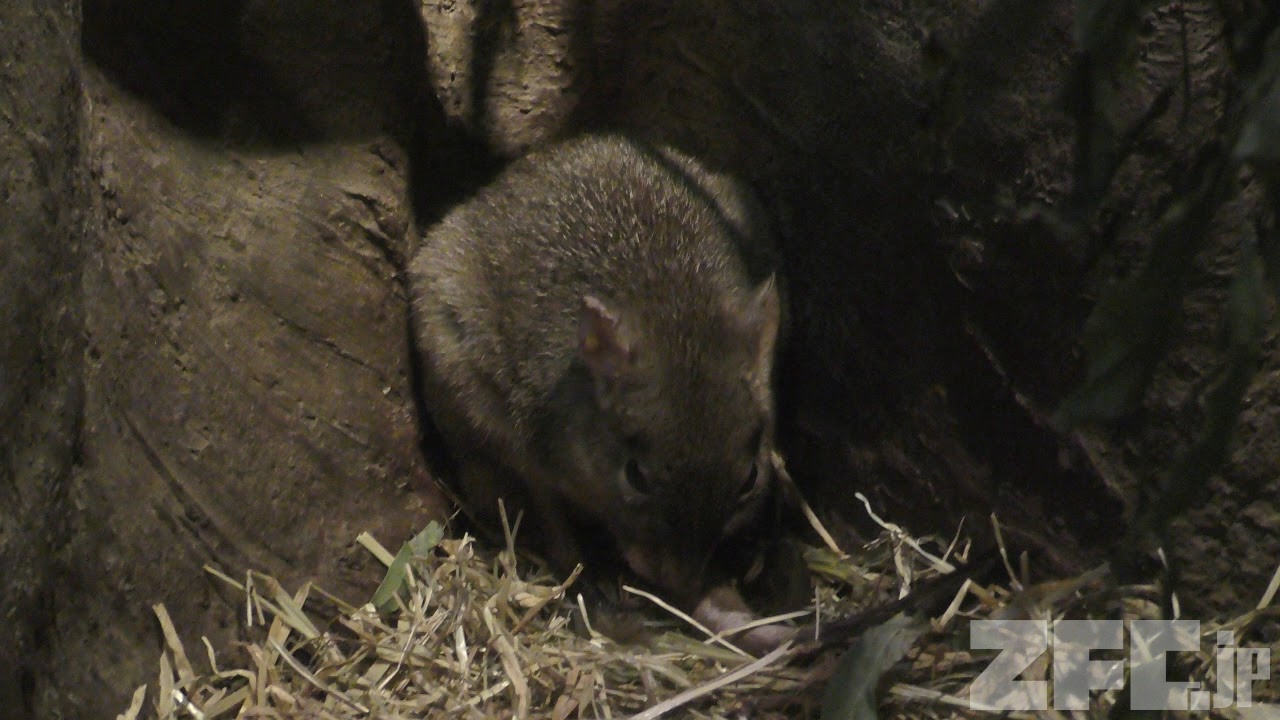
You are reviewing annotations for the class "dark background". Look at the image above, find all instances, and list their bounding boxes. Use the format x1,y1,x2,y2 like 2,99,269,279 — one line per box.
2,2,1276,717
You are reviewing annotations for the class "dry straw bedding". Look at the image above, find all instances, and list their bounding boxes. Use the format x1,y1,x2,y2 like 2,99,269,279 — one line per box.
119,480,1280,720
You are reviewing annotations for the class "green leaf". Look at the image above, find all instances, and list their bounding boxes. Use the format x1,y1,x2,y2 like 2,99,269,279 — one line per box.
1233,78,1280,167
370,522,445,615
820,613,925,720
1260,223,1280,301
1233,25,1280,170
1053,274,1177,426
1056,144,1233,428
1235,25,1280,296
1063,0,1155,210
1113,239,1267,579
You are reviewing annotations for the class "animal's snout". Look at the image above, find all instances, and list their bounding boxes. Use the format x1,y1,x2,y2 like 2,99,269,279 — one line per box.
622,545,709,605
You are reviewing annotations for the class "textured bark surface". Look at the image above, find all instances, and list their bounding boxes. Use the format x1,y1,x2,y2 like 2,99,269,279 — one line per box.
0,3,85,718
0,1,1275,718
38,2,452,717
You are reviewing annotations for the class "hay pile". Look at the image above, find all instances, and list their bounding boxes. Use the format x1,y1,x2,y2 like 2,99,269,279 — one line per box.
119,484,1280,720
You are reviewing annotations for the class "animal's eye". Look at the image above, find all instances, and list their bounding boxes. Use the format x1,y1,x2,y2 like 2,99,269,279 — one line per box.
624,458,651,495
738,462,760,501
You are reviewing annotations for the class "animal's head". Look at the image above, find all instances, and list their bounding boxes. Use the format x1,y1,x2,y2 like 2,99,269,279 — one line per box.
569,275,782,603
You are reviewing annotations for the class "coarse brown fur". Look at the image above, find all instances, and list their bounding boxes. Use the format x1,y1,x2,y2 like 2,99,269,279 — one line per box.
410,134,783,614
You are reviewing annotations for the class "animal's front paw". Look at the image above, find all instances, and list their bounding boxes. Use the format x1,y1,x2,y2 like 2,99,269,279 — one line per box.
569,580,653,646
693,584,798,655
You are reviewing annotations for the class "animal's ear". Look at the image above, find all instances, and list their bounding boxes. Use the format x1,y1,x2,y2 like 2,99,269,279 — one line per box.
579,296,636,381
740,275,781,367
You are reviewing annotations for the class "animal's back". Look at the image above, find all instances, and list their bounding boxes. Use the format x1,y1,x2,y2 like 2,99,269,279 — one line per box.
411,135,757,443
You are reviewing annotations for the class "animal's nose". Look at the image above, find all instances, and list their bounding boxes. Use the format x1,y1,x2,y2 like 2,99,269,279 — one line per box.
621,545,658,585
623,545,706,605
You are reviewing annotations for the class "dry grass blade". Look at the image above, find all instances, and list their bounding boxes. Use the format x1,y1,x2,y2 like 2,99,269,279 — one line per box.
623,585,750,657
153,604,196,683
484,602,532,719
771,450,845,558
626,641,794,720
124,498,1278,719
1258,559,1280,610
856,490,954,574
116,685,147,720
268,638,369,714
715,609,812,641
